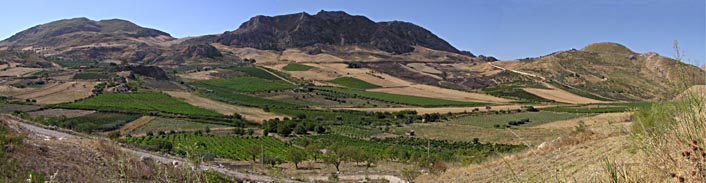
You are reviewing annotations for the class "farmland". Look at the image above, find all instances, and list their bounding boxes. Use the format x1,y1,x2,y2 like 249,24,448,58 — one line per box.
130,117,230,135
542,102,651,113
73,72,113,80
125,134,295,161
328,77,381,89
197,77,294,92
193,83,298,109
32,112,141,132
281,63,312,71
231,66,280,80
60,92,222,116
315,87,485,107
449,111,587,128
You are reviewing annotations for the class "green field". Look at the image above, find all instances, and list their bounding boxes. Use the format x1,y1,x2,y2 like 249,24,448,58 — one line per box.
482,86,551,103
62,92,221,116
450,111,587,128
73,72,113,80
125,134,296,161
542,102,651,113
131,118,230,135
50,112,140,132
198,77,294,92
328,77,381,89
328,125,384,139
282,63,313,71
194,83,298,109
231,67,280,80
315,87,484,107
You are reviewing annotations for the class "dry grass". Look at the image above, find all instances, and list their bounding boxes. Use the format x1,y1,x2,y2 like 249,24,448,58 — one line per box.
523,87,606,104
177,70,219,80
395,122,571,145
11,81,98,104
532,112,632,129
424,111,640,182
0,67,43,77
164,91,286,122
367,84,512,104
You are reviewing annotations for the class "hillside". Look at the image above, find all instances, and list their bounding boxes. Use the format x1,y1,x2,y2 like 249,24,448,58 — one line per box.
189,11,494,63
493,42,706,101
0,18,224,65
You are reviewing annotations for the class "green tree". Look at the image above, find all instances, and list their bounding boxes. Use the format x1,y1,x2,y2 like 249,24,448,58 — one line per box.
287,149,307,169
245,145,261,162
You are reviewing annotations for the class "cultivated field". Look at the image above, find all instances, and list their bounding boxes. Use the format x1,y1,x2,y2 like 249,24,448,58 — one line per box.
0,67,43,77
177,70,219,80
28,109,95,118
115,116,156,134
449,111,587,128
368,84,512,103
12,81,99,104
164,91,286,122
129,117,230,135
333,104,554,114
62,92,221,116
523,87,606,104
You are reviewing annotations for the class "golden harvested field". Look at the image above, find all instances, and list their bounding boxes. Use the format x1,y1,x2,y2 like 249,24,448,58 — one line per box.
11,81,98,104
177,70,219,80
164,91,286,122
367,84,512,103
0,67,43,77
523,87,606,104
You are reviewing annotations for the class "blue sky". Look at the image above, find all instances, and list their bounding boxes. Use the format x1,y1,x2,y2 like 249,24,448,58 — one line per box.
0,0,704,66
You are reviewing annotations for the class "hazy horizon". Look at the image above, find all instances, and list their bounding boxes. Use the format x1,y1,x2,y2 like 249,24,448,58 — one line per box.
1,0,703,66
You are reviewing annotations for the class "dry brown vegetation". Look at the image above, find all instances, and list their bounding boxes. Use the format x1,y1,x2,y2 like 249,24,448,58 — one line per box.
2,81,99,104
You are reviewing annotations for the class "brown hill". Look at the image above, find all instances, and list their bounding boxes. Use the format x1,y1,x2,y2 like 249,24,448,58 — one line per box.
503,42,706,100
0,18,224,65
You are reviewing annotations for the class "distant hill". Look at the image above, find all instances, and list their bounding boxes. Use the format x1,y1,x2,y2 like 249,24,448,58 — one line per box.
0,18,222,64
189,10,493,63
504,42,706,100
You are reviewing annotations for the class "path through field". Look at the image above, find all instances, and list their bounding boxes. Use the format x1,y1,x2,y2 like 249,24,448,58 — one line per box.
116,116,156,134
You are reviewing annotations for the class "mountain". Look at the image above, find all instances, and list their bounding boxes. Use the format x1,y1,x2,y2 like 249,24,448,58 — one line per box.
0,18,226,65
191,11,489,62
502,42,706,100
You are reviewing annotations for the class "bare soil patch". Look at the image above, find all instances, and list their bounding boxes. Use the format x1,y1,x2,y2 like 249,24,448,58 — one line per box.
367,84,511,103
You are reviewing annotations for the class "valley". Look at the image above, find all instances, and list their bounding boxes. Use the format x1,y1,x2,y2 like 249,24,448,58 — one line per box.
0,9,703,183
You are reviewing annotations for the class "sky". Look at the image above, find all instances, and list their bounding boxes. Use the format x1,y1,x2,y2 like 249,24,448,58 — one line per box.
0,0,704,66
